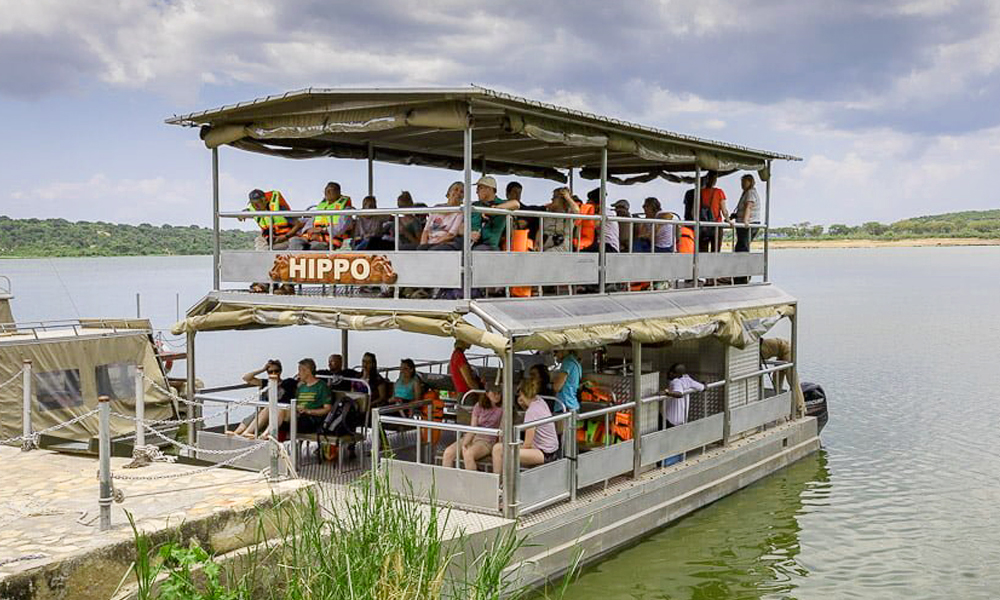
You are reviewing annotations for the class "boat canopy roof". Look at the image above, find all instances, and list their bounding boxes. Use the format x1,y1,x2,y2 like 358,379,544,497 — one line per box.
172,286,795,354
166,86,800,184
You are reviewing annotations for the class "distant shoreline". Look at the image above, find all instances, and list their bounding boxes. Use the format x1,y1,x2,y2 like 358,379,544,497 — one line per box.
767,237,1000,249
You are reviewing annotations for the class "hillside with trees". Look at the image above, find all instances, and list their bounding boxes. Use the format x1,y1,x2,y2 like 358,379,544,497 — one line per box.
0,216,256,257
770,209,1000,240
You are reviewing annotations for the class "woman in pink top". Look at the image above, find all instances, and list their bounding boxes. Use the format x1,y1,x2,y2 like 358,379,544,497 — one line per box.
492,379,559,473
442,385,502,470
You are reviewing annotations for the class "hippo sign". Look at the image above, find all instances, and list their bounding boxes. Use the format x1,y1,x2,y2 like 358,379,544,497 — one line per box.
269,253,398,285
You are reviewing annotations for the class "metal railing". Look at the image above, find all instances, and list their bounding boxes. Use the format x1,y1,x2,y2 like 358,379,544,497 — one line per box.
213,202,768,298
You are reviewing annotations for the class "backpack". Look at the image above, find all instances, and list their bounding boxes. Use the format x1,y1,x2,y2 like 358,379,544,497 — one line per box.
322,394,362,437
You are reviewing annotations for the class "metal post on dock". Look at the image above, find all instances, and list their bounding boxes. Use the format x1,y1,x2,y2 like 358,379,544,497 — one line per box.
268,374,279,481
632,340,643,478
722,346,732,445
135,293,141,318
98,395,112,531
21,359,32,451
186,330,198,455
135,365,145,447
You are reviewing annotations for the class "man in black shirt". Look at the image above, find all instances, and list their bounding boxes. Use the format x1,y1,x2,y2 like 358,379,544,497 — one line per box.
316,353,359,392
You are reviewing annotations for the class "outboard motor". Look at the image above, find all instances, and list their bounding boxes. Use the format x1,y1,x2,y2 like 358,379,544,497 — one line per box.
800,381,828,434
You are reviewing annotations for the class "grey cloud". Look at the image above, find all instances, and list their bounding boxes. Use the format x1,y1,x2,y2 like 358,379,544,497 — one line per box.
0,31,101,99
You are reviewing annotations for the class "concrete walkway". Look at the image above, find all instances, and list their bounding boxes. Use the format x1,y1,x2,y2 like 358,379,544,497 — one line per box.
0,445,310,599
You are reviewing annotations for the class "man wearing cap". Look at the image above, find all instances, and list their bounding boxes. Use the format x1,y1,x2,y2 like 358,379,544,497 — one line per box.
242,189,304,250
471,176,521,250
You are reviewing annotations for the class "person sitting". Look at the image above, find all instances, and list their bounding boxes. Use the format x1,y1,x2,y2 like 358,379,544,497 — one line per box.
471,177,521,250
634,197,675,253
551,349,582,412
443,382,502,470
352,195,393,250
417,182,465,250
389,358,423,415
612,199,632,251
316,353,359,393
357,351,391,408
492,378,559,472
538,187,579,253
242,358,331,438
290,182,354,250
242,189,304,250
528,363,555,411
229,359,297,437
449,339,480,402
661,363,705,465
396,191,426,250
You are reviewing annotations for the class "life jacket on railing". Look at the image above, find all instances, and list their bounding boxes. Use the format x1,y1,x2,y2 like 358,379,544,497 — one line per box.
247,191,294,237
613,409,633,441
510,229,534,297
573,202,596,250
678,226,695,254
421,387,444,444
579,381,613,404
577,419,607,446
305,195,353,247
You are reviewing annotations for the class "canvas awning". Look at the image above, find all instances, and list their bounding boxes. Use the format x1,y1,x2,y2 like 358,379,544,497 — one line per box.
167,87,799,183
172,286,795,355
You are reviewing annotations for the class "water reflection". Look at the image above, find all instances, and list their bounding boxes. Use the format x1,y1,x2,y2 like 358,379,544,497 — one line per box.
544,452,831,600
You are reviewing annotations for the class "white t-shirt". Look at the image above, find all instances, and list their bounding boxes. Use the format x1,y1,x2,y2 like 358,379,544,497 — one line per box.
666,374,705,426
654,211,675,249
602,204,620,251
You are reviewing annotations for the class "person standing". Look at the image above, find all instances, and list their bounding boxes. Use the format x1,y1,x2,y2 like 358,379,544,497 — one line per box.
734,174,761,253
661,363,705,465
449,340,480,400
552,349,582,412
699,171,731,253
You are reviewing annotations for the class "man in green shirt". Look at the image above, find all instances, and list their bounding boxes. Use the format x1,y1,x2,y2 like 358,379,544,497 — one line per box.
288,358,332,434
471,176,521,250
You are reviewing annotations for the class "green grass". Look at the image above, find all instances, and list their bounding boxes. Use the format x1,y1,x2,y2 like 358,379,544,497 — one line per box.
126,472,577,599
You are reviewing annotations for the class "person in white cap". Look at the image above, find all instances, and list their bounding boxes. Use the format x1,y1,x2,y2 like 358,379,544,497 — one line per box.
471,175,521,250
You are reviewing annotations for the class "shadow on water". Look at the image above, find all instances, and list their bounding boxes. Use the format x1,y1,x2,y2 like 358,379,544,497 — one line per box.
542,451,832,600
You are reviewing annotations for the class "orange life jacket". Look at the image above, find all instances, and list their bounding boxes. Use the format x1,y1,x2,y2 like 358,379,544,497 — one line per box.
511,229,534,297
248,191,294,236
573,202,596,250
421,388,444,444
678,226,695,254
613,410,633,441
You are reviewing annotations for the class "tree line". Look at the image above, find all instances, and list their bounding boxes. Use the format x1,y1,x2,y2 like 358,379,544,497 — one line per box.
771,210,1000,239
0,216,256,257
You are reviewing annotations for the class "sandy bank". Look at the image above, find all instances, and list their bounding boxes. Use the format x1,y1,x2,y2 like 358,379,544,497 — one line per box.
766,238,1000,249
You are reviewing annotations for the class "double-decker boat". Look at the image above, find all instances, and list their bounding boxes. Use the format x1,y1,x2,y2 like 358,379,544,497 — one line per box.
165,86,826,588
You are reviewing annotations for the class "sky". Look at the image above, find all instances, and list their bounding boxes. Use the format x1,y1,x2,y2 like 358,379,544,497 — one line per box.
1,0,998,229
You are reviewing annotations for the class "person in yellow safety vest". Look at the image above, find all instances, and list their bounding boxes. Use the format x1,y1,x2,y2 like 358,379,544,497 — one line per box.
243,189,304,250
290,181,354,250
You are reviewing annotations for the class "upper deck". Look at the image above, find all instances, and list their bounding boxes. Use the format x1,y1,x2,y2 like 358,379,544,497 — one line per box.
167,86,799,306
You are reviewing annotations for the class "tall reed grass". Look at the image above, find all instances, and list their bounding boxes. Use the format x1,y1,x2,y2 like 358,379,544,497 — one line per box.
127,471,576,599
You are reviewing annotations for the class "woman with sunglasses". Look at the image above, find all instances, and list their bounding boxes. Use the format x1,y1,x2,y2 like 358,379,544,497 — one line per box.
230,359,298,437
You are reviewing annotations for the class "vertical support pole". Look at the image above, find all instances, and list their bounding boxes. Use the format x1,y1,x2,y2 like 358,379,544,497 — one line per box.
462,122,473,300
568,409,577,501
186,330,197,452
21,359,32,451
134,365,145,447
212,147,221,290
341,329,349,368
632,339,643,477
289,398,297,474
135,293,141,318
175,293,180,322
502,344,517,518
599,147,608,294
98,395,112,531
481,155,487,176
367,142,374,198
568,168,574,194
268,374,279,481
790,307,803,419
763,160,772,283
723,345,732,445
693,166,701,287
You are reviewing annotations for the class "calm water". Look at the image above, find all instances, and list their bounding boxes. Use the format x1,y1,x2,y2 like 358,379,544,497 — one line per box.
3,247,1000,598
